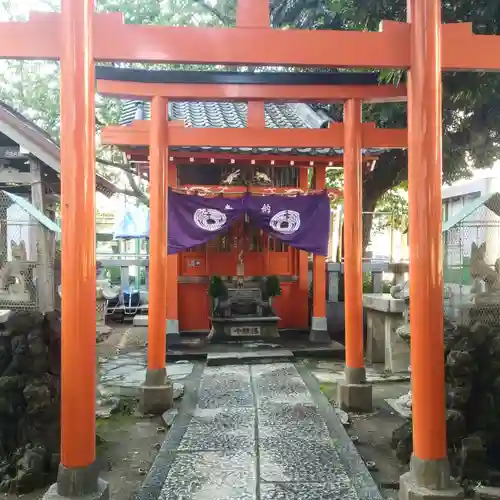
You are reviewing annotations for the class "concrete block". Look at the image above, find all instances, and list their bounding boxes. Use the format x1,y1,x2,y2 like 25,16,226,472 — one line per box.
400,472,463,500
43,480,109,500
337,381,373,413
133,314,148,327
309,316,330,344
400,456,464,500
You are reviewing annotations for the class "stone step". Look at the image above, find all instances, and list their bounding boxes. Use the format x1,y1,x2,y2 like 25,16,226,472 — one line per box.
206,349,294,366
132,317,181,344
133,314,148,326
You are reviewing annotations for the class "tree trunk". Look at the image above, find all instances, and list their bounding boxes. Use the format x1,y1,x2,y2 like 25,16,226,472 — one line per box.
340,150,408,259
362,150,408,255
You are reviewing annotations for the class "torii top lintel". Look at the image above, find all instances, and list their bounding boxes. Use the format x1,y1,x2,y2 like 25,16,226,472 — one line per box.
0,1,499,71
95,67,408,104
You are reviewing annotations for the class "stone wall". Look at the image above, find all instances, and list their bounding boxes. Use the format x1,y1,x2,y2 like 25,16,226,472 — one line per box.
0,311,61,494
392,321,500,486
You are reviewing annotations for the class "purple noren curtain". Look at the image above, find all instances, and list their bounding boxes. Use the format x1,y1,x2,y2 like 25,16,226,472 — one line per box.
167,189,331,256
168,189,245,254
244,192,330,256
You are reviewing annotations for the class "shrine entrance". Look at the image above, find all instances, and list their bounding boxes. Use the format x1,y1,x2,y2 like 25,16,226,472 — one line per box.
174,187,333,332
191,219,293,278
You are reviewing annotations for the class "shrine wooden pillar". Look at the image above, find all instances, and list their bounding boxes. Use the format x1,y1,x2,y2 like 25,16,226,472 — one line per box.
309,165,329,343
140,96,173,414
297,167,309,329
338,99,372,412
54,0,108,496
401,0,459,496
167,161,179,340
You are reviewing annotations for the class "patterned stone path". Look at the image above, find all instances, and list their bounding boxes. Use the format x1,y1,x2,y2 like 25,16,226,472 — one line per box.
138,363,382,500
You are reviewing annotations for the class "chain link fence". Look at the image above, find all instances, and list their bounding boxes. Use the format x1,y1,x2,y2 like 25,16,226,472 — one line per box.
0,192,55,311
443,193,500,326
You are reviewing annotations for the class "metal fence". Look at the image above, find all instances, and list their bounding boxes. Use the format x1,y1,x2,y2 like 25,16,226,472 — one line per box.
0,191,54,311
443,193,500,326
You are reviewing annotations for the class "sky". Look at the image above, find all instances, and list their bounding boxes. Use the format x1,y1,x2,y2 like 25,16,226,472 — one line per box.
0,0,55,21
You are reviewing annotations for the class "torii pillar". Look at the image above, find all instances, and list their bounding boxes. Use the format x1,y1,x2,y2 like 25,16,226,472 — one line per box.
44,0,109,497
400,0,461,498
139,96,173,414
338,99,372,412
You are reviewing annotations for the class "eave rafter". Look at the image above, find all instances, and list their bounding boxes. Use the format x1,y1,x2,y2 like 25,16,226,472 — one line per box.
142,151,378,166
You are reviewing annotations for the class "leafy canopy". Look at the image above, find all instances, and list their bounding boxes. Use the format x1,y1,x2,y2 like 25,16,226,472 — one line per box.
0,0,499,229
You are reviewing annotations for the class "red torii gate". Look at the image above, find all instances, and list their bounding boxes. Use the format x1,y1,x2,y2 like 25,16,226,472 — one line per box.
97,72,408,380
0,0,494,498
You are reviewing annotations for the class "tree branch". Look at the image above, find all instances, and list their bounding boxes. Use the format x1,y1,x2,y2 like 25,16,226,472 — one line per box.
96,156,136,174
96,154,149,205
191,0,233,25
124,170,149,206
113,187,149,205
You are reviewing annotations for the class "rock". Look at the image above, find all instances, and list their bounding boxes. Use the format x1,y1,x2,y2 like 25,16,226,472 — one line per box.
475,486,500,500
96,394,121,419
392,321,500,485
391,419,412,464
162,409,178,427
173,383,184,400
446,410,467,446
335,408,350,426
14,446,48,493
0,312,61,494
457,435,488,482
0,375,23,391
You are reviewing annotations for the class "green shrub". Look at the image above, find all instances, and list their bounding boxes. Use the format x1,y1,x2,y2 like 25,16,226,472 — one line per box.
265,275,281,298
208,275,227,299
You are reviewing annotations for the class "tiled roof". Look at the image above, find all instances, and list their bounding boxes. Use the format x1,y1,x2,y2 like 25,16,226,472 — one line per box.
119,100,383,157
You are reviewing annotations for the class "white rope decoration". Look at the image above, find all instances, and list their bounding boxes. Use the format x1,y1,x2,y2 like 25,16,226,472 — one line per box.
172,185,341,199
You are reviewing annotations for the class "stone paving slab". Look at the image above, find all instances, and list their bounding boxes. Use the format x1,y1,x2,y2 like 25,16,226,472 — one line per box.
253,364,314,405
197,366,254,409
261,481,359,500
310,360,410,385
96,354,195,415
258,402,331,441
259,435,346,482
178,408,255,451
158,450,256,500
140,362,383,500
99,353,194,390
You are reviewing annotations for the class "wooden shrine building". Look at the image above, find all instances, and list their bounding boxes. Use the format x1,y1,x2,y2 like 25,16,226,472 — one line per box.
98,67,407,335
0,100,117,312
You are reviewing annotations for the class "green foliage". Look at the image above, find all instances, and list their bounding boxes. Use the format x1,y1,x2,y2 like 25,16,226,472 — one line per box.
373,189,408,232
269,0,500,247
208,275,227,299
264,275,282,298
362,272,391,293
273,0,500,184
326,168,408,232
105,266,122,285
